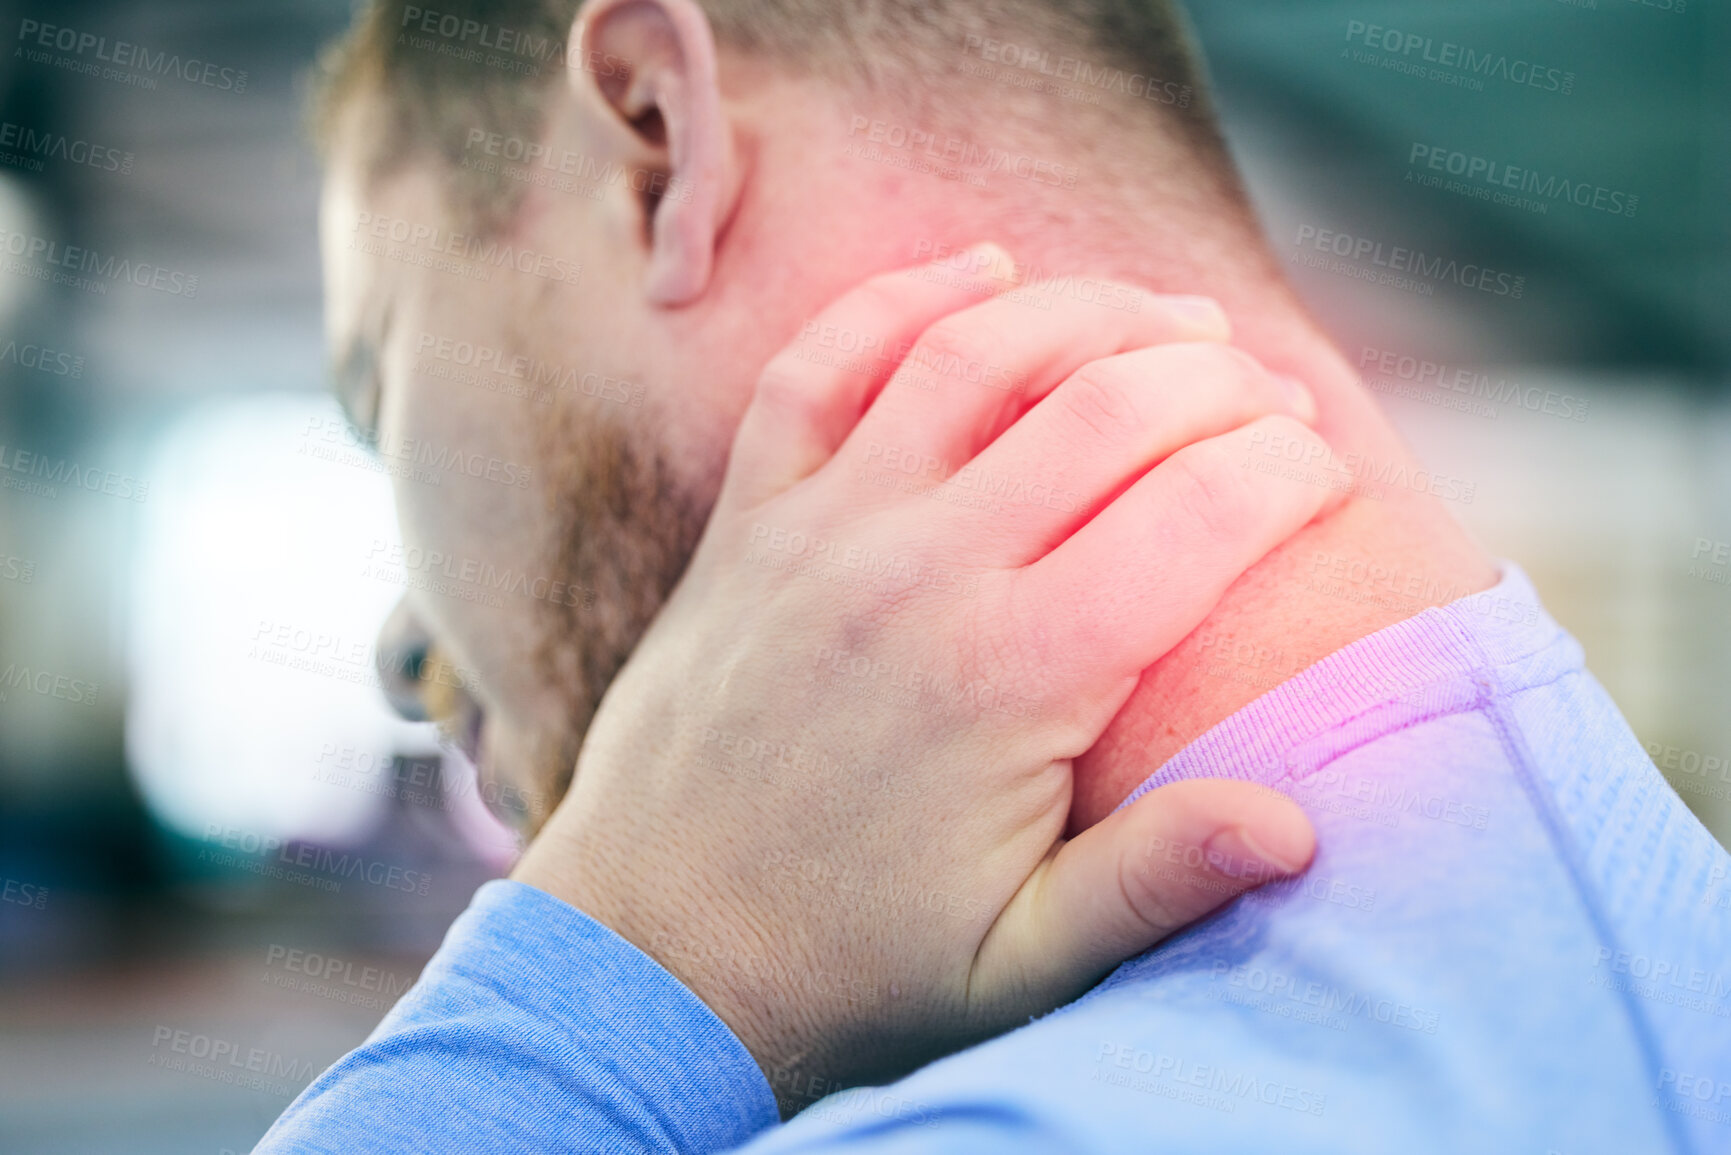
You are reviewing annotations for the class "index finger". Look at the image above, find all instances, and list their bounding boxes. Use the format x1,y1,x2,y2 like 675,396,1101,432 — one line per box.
835,272,1234,486
720,244,1015,510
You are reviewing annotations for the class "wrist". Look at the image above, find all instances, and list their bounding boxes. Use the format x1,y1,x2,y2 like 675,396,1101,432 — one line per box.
512,828,808,1101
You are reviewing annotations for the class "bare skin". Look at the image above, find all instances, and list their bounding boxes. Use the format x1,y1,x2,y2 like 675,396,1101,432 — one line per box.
317,0,1499,1112
514,246,1344,1108
318,8,1499,1101
320,34,1493,838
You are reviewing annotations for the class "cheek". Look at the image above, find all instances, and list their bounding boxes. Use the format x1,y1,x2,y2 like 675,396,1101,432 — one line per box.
383,309,545,562
379,337,555,711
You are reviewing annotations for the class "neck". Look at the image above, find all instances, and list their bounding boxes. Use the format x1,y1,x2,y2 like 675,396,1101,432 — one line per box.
834,198,1498,826
744,94,1498,823
1060,264,1497,828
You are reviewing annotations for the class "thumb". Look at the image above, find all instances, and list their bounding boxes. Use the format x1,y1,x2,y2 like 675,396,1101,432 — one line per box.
971,779,1314,1019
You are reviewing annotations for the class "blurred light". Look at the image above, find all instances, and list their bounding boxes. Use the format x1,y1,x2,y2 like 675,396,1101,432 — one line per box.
0,174,43,327
125,393,440,845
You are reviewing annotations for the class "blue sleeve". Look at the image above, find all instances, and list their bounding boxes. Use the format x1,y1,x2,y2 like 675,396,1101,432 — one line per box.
253,880,780,1155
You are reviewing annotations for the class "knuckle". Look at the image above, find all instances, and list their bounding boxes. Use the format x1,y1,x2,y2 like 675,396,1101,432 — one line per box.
1159,341,1264,394
1218,344,1269,379
1165,441,1257,544
1118,850,1187,934
1149,341,1274,400
996,575,1070,684
1262,417,1335,510
1257,413,1317,445
1058,362,1147,444
904,317,995,385
1252,414,1329,472
846,276,906,321
753,358,818,418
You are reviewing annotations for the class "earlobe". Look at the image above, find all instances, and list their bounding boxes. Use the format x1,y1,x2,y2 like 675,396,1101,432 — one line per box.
570,0,733,307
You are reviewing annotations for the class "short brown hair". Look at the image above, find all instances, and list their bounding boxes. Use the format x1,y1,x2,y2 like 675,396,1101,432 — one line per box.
313,0,1245,228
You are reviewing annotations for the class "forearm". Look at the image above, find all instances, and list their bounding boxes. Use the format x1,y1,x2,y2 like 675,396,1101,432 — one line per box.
253,880,779,1155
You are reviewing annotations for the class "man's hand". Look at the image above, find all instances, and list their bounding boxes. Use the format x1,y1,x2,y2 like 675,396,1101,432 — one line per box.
515,246,1336,1114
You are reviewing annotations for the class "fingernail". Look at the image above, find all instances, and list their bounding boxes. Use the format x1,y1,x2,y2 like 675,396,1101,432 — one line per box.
1276,374,1318,423
1165,295,1230,335
1204,825,1306,876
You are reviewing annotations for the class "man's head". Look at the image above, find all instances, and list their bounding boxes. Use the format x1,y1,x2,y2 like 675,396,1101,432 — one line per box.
314,0,1283,832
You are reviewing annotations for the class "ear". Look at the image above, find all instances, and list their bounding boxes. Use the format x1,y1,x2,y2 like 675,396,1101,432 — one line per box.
569,0,735,306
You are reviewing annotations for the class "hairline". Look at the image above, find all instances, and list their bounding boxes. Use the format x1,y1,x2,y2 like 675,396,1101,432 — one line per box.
310,1,1253,234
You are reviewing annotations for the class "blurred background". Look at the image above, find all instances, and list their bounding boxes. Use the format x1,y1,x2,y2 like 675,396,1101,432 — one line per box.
0,0,1725,1150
